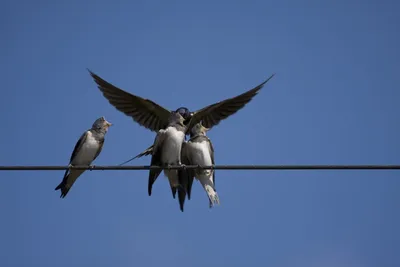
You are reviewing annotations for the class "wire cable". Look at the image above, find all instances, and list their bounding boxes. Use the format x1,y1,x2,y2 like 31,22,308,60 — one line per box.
0,165,399,171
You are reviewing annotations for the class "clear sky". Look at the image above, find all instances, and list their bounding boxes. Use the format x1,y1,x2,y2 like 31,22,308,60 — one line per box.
1,0,399,266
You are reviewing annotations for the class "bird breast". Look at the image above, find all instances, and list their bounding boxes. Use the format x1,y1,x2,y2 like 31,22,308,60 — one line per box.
161,127,185,164
71,132,100,165
187,141,213,168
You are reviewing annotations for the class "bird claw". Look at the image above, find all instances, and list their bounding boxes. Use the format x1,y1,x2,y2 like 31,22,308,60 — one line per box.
89,165,95,171
181,164,186,170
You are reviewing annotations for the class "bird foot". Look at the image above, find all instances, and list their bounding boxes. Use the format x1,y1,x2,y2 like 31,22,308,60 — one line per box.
89,165,95,171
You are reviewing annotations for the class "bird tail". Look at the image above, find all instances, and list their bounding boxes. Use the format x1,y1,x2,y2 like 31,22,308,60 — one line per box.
177,185,186,212
55,177,71,198
54,170,84,198
166,170,179,199
199,177,220,208
166,170,187,212
204,184,220,208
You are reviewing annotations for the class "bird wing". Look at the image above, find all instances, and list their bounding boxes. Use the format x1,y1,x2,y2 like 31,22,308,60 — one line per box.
206,136,216,187
55,131,89,197
117,144,153,166
188,74,275,130
134,145,154,159
62,131,88,179
69,131,89,163
148,130,167,196
180,142,195,200
88,70,171,132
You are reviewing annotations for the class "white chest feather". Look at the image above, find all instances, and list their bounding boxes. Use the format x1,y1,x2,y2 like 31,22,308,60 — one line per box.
161,127,185,164
187,141,213,166
71,132,100,165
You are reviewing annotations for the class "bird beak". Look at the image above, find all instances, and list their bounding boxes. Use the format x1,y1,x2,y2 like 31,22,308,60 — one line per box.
106,121,113,127
202,126,210,132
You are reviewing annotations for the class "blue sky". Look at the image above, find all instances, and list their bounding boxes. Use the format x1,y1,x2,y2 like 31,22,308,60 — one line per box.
1,0,399,266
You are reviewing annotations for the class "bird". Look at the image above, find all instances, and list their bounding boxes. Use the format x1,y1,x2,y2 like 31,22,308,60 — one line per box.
55,117,112,198
148,111,188,212
132,122,219,207
88,69,275,135
180,122,219,208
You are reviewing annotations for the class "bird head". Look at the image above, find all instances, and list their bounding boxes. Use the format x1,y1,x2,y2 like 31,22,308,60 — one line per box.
92,116,112,132
175,107,193,120
190,121,209,137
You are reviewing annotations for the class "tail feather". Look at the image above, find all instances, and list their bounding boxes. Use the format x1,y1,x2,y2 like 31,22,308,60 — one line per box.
54,170,84,198
198,175,220,208
55,179,71,198
167,170,180,199
177,185,186,212
204,184,220,208
171,187,177,199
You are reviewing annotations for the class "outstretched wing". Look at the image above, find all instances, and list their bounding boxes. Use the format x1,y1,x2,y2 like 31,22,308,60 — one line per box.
188,74,275,131
88,70,171,132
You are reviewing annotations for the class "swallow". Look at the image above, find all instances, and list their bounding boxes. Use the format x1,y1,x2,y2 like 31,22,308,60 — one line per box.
88,69,275,134
55,117,112,198
148,111,188,212
181,122,219,208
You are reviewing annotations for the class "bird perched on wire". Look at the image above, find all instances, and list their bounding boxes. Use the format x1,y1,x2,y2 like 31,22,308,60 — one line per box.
55,117,112,198
180,122,219,208
148,111,189,212
131,122,219,208
88,69,275,135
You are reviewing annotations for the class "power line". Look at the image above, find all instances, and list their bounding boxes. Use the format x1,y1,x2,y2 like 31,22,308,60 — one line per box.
0,165,399,171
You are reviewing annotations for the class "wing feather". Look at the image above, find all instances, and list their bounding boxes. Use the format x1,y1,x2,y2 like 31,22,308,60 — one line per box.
88,70,171,132
148,131,167,196
189,74,275,130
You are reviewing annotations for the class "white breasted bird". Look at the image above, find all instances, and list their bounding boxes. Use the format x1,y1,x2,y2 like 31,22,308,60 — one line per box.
181,122,219,208
148,111,188,212
55,117,112,198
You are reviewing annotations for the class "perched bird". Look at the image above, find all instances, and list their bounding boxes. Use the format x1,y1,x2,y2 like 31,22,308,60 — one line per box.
88,69,275,134
181,122,219,208
55,117,112,198
148,111,188,212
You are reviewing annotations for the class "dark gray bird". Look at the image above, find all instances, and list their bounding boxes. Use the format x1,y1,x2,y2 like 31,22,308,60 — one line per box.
181,122,219,208
55,117,112,198
88,69,275,134
148,111,188,212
